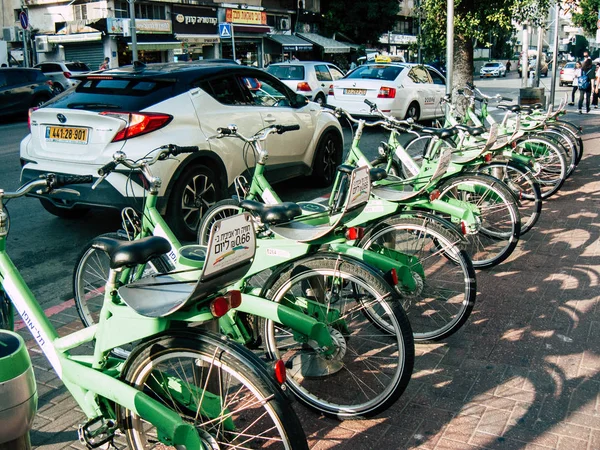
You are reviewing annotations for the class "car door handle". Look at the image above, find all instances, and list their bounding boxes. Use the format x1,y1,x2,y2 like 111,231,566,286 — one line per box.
264,116,277,123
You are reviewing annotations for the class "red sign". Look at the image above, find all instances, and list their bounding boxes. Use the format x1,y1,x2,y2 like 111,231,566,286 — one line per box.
225,9,267,25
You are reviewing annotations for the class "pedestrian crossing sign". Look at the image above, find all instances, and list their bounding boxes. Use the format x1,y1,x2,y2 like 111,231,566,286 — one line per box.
219,23,232,38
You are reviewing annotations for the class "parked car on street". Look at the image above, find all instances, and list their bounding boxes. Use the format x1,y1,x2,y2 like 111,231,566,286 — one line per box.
0,68,54,118
327,63,446,121
266,61,345,105
479,62,506,78
518,59,549,77
559,61,577,86
33,61,91,93
20,62,343,239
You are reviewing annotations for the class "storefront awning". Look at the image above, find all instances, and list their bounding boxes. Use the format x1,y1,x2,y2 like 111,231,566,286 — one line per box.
297,32,352,54
266,34,313,52
233,24,271,34
125,35,182,51
48,32,102,44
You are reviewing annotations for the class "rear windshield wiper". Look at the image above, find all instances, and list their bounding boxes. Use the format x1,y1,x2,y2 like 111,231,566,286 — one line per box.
67,103,122,110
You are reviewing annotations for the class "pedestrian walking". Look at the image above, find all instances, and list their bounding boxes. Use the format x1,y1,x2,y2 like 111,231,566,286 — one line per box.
578,58,594,114
569,61,581,106
593,63,600,109
99,57,110,70
506,60,511,73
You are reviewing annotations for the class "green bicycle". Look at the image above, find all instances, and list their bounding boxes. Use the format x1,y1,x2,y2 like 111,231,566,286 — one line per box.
0,172,309,449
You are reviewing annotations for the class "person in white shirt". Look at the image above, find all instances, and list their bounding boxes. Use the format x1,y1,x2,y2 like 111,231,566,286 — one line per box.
569,61,581,106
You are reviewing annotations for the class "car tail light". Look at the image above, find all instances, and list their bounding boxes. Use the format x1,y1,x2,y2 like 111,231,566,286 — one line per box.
101,112,173,142
345,226,364,240
63,71,72,78
377,87,396,98
274,360,286,385
328,84,334,95
28,107,39,130
297,81,311,92
560,69,564,75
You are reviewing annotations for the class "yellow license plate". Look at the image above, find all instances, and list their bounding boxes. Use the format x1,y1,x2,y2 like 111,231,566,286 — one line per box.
344,88,367,95
45,126,88,143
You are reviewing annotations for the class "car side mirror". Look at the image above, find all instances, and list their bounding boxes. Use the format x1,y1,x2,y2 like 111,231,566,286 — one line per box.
295,94,309,106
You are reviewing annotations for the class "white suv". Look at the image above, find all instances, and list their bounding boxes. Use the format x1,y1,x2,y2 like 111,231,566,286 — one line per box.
34,61,90,93
20,62,343,239
266,61,345,105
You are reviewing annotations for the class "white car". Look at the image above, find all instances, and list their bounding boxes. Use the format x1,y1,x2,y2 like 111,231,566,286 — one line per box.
33,61,91,93
266,61,346,105
479,62,506,78
327,63,446,121
20,62,343,239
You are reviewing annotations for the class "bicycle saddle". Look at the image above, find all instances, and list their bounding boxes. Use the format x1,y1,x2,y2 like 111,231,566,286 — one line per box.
497,104,522,113
240,200,302,224
420,127,457,139
92,236,171,270
454,124,485,137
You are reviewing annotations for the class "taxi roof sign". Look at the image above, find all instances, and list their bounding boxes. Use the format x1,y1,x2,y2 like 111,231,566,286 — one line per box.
374,55,391,63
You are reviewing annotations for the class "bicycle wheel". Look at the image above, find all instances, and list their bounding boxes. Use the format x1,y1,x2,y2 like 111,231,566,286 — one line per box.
370,156,401,177
474,161,542,235
261,255,414,419
120,331,307,450
438,173,521,269
198,199,243,245
551,119,584,164
514,135,567,200
536,129,577,178
358,217,477,342
73,232,171,358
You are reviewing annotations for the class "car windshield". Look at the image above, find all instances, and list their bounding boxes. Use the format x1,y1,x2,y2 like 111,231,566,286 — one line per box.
345,65,402,81
483,63,499,68
66,62,90,72
266,65,305,81
565,63,576,69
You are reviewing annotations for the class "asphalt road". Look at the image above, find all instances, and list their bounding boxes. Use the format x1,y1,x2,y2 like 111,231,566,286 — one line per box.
0,73,574,311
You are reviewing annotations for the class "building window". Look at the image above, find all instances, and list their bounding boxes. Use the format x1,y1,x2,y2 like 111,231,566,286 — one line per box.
113,1,166,19
394,17,416,35
74,4,88,21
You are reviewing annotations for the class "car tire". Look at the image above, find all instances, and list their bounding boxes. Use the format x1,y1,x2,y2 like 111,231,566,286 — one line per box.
405,102,420,121
314,93,326,106
53,84,64,94
31,95,51,108
310,130,343,187
39,198,89,219
166,164,221,240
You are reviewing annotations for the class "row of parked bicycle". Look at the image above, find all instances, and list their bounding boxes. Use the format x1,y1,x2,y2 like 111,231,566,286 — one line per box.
0,83,580,449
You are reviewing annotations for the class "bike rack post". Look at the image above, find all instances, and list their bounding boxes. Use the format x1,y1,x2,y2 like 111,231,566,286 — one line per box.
0,330,37,450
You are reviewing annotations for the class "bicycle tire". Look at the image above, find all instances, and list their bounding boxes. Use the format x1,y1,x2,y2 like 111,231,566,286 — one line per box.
474,161,542,235
438,173,521,269
535,129,577,178
119,330,308,450
514,135,567,200
260,254,414,420
73,232,171,358
0,289,13,331
358,217,477,342
198,198,243,245
551,119,584,164
370,156,402,177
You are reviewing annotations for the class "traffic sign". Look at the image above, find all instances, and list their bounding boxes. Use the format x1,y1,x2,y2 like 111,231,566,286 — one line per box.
219,23,232,38
19,11,28,30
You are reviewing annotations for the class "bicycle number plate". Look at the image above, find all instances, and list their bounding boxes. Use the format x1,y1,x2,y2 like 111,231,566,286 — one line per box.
45,126,88,144
203,213,255,279
344,88,366,95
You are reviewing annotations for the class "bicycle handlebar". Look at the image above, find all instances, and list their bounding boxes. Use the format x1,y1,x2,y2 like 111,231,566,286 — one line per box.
2,174,94,200
214,123,299,146
98,144,199,176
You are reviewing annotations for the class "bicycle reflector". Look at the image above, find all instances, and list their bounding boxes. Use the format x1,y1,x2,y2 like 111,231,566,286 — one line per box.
429,189,441,201
210,291,242,317
484,153,493,162
101,112,173,142
387,268,399,286
274,360,287,385
345,227,365,240
460,221,468,235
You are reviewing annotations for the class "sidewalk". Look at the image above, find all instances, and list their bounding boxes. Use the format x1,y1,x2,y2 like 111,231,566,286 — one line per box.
20,112,600,450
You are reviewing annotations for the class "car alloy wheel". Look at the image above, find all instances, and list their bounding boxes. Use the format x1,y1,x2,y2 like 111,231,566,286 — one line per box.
311,131,342,187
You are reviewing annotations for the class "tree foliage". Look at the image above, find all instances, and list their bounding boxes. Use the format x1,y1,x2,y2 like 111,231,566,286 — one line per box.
571,0,600,36
319,0,400,45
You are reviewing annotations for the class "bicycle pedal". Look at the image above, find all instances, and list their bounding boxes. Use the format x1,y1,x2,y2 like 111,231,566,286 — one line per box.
78,416,117,449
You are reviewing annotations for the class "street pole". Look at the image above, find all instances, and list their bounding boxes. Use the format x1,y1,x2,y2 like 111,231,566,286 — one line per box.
549,3,560,107
417,0,422,64
446,0,454,95
522,25,529,87
535,26,543,87
128,0,138,62
231,25,236,62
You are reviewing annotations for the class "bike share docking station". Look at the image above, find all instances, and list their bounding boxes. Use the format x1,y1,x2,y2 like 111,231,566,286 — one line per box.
0,330,37,450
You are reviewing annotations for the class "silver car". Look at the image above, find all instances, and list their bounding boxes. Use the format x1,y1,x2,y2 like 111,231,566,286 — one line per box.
33,61,90,93
266,61,345,105
480,62,506,78
559,62,577,86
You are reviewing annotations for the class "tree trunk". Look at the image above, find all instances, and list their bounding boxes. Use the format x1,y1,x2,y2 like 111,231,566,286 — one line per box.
452,33,473,97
